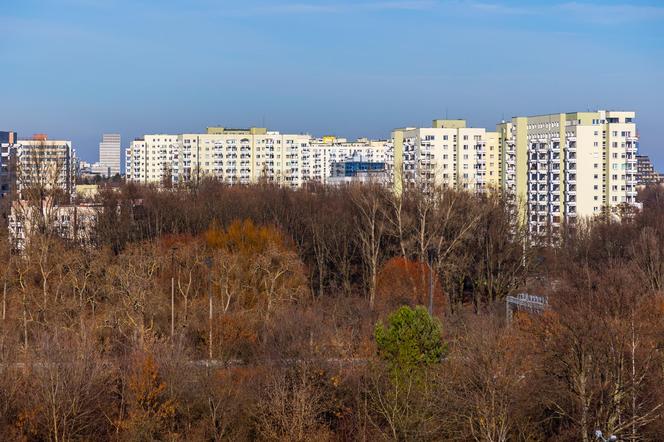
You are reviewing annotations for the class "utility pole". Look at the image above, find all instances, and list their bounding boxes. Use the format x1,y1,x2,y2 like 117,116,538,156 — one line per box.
427,247,437,316
170,246,176,338
205,257,213,364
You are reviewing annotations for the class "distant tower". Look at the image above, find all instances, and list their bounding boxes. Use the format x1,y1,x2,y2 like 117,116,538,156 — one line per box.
99,133,121,177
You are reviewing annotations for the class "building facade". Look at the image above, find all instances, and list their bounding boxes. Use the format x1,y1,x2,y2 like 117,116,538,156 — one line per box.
0,131,18,200
8,199,99,250
125,128,390,188
125,111,639,231
497,111,638,234
391,119,500,194
98,133,121,177
16,135,76,199
636,155,661,185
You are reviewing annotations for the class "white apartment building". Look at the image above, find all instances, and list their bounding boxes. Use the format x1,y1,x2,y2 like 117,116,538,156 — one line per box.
8,199,99,249
309,136,389,183
497,110,638,234
126,134,178,184
391,119,500,193
124,112,639,233
16,136,76,198
125,128,389,188
172,128,311,187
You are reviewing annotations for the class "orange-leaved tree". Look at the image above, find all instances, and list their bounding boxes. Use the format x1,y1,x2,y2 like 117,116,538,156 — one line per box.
201,219,308,360
121,352,177,440
376,257,445,317
204,219,307,314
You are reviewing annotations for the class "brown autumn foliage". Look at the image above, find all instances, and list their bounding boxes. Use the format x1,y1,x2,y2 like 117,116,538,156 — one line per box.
119,352,177,440
1,181,664,440
375,256,445,316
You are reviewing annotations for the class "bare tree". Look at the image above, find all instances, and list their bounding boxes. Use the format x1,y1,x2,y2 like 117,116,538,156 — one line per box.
351,184,389,310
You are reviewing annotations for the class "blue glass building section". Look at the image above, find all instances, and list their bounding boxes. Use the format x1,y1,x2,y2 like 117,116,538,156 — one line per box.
341,161,385,177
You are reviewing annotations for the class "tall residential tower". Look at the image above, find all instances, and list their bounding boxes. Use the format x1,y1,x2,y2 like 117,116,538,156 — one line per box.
98,133,121,177
124,110,639,232
497,111,638,234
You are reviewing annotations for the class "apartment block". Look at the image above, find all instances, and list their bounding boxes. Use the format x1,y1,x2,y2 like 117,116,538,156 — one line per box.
16,135,76,198
126,134,177,184
172,127,311,187
0,131,18,199
309,136,389,184
497,111,638,234
124,111,639,231
636,154,661,185
8,200,98,249
126,127,389,188
0,131,17,145
391,119,500,194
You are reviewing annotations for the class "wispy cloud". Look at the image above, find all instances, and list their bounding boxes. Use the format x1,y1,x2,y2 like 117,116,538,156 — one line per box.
455,1,664,23
558,2,664,24
237,0,436,15
465,1,533,15
243,0,664,22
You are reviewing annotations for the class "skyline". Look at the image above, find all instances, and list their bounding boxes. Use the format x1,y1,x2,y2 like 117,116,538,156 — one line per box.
1,0,662,166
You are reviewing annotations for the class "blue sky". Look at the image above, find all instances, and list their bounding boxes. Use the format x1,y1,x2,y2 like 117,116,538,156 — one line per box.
1,0,663,167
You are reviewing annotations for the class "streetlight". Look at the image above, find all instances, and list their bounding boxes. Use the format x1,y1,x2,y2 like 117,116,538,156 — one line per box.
595,430,618,441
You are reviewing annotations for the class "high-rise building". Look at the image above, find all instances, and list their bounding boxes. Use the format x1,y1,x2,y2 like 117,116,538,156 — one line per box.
125,127,389,188
16,134,76,198
0,131,18,200
636,155,661,185
124,111,639,233
0,131,17,145
126,134,178,185
497,111,638,234
98,133,121,177
391,119,500,194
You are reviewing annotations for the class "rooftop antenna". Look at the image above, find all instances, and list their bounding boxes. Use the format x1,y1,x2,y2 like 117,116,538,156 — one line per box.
446,108,448,119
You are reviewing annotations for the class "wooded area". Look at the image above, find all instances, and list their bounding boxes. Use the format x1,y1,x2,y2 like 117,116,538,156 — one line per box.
2,180,664,441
